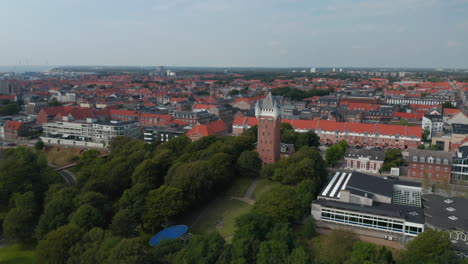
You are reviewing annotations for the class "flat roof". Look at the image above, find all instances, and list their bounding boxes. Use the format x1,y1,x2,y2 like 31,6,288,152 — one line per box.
315,199,425,224
423,194,468,232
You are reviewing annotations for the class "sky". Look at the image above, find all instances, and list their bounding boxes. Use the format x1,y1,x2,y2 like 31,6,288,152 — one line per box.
1,0,468,68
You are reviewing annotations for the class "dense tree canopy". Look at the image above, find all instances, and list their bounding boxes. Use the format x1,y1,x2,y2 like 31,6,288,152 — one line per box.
36,224,84,264
254,186,302,222
325,140,349,167
398,229,460,264
383,149,403,172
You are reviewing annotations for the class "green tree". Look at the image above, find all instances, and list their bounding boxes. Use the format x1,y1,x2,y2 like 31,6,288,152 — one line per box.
256,240,290,264
110,208,139,238
0,147,57,208
36,224,84,264
143,186,185,232
422,129,430,142
383,149,402,172
397,119,410,126
105,238,149,264
35,187,79,239
35,139,45,151
166,160,212,203
2,191,38,243
296,179,318,215
398,229,460,264
287,247,311,264
131,149,174,188
228,212,273,264
69,204,104,231
67,227,119,264
48,99,63,107
441,102,456,109
174,232,225,264
237,150,262,178
313,229,358,264
254,186,302,222
301,216,316,239
295,131,320,149
326,140,349,167
347,241,393,264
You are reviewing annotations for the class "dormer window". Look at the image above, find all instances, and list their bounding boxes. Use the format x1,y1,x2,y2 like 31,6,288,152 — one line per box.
413,156,418,162
436,158,441,164
443,159,448,165
427,157,434,163
420,157,425,163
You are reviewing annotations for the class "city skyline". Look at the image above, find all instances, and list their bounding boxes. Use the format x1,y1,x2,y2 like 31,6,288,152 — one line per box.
1,0,468,68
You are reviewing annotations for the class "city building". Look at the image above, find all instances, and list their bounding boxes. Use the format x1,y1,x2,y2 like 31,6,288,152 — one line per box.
422,109,443,139
344,148,385,174
255,92,281,165
186,120,228,141
41,118,140,149
143,125,189,144
172,110,214,125
233,117,422,150
3,120,27,141
408,149,452,182
312,171,425,242
423,194,468,257
452,146,468,185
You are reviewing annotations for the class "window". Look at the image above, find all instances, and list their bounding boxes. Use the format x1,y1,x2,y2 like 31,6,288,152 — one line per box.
443,159,448,165
420,157,425,162
413,156,418,162
436,158,441,164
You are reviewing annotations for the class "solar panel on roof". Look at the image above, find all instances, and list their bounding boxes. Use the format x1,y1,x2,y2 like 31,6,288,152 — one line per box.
321,172,340,196
329,172,347,198
337,173,352,198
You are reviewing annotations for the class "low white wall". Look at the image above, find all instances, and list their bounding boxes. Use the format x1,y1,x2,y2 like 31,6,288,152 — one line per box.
40,137,105,149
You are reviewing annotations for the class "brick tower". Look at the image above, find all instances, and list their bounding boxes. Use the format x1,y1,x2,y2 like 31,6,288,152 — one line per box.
255,92,281,165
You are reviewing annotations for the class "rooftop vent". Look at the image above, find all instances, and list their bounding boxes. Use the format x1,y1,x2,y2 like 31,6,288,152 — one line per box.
446,207,456,212
409,211,419,216
444,199,453,204
448,216,458,221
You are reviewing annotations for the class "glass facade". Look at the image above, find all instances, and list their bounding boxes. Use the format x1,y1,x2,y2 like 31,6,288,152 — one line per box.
320,208,423,236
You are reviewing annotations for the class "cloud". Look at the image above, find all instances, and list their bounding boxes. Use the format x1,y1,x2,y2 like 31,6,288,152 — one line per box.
267,41,281,47
279,49,289,55
351,45,368,50
447,40,462,47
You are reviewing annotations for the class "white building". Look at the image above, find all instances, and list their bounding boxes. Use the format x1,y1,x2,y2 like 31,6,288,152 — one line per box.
312,171,424,241
41,118,141,149
422,109,443,138
344,148,384,174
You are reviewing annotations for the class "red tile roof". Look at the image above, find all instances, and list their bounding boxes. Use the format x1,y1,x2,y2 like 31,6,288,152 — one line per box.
5,120,24,130
234,117,421,137
394,112,423,119
187,120,228,137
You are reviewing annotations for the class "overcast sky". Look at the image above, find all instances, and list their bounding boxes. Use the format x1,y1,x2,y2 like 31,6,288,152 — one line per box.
1,0,468,68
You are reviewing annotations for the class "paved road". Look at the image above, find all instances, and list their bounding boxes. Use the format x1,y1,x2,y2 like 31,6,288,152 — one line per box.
58,169,77,186
48,164,77,186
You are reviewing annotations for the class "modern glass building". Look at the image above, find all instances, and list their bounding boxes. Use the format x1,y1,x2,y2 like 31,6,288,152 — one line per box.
312,171,425,241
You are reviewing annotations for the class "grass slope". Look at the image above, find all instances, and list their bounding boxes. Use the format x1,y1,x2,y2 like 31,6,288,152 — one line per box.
0,244,36,264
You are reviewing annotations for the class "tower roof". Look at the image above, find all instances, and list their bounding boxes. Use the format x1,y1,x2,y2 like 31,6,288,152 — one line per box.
261,92,275,110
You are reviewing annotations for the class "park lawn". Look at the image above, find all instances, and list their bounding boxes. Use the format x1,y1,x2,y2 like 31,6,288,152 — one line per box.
45,147,83,166
224,177,253,197
252,177,282,200
191,197,252,238
0,244,36,264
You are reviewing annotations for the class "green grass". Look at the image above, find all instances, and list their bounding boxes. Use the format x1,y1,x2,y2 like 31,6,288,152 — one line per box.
224,177,253,197
191,197,252,238
252,178,282,200
0,244,36,264
45,147,83,166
